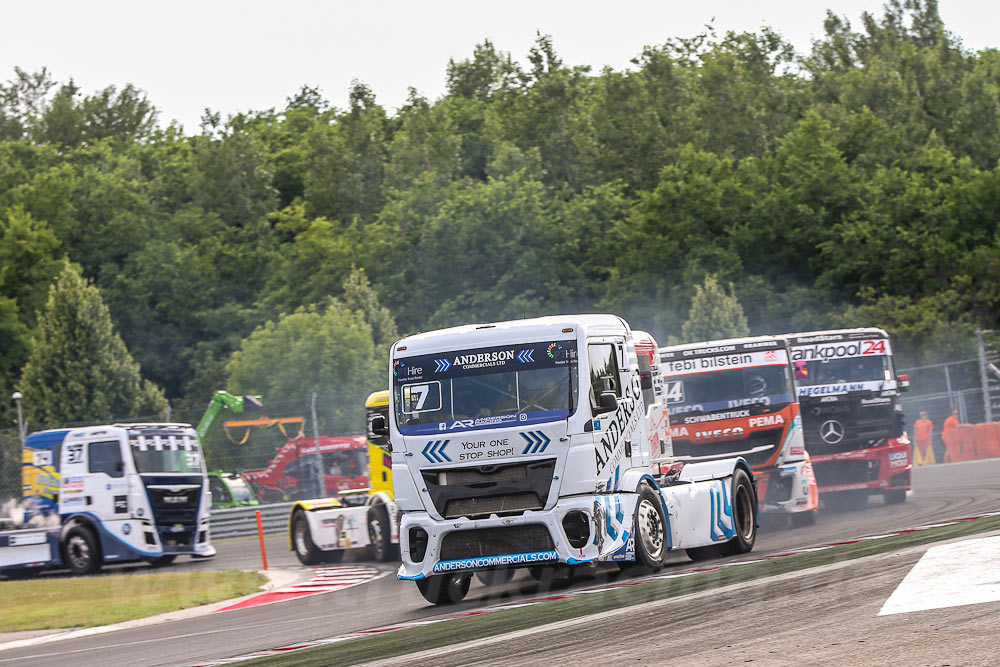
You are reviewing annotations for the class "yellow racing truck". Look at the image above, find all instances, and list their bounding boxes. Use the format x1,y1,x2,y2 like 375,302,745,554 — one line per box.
287,391,399,563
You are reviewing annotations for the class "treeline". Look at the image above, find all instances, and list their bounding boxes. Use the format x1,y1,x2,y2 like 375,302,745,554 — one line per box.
2,1,998,431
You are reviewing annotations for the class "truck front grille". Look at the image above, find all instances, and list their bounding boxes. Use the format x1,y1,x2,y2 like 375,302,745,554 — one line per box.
444,493,542,518
422,459,556,519
439,525,554,560
813,459,880,487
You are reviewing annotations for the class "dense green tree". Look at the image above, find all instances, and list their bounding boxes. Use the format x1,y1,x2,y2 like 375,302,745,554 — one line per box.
225,300,381,434
1,0,999,422
678,275,750,343
19,263,167,425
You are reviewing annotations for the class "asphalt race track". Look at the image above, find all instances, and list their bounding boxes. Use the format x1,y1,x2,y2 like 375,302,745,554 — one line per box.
2,459,998,667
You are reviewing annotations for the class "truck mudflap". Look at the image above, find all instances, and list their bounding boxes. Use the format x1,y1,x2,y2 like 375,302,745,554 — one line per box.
754,458,819,515
810,435,912,495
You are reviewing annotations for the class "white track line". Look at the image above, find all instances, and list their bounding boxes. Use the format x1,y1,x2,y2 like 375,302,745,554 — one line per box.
879,535,1000,615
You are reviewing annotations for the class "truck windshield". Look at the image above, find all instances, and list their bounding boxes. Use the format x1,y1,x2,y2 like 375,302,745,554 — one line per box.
393,339,578,434
130,442,203,473
794,355,890,386
665,363,795,416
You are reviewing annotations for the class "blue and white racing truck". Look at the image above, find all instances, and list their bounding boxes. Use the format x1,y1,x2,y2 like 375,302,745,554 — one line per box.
1,423,215,577
383,315,758,605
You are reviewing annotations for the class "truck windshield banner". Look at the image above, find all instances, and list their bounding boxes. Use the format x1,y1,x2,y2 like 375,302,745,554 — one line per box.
790,338,891,362
393,340,578,436
661,349,790,375
791,338,893,392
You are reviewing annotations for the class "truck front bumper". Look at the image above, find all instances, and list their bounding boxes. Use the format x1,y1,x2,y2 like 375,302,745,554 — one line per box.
755,459,819,515
397,494,636,580
811,437,912,495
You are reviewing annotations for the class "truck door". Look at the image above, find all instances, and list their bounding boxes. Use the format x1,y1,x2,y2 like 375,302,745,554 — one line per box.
589,338,642,485
59,437,90,514
84,438,128,523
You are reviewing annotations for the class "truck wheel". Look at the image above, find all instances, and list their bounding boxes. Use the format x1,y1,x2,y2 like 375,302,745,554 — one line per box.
291,511,323,566
416,573,471,605
475,569,515,586
62,526,102,575
145,555,177,568
630,484,667,574
368,504,398,562
884,489,907,505
790,509,817,528
719,468,757,556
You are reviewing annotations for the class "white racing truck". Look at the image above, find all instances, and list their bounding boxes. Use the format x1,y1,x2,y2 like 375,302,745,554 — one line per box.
382,315,758,605
1,423,215,577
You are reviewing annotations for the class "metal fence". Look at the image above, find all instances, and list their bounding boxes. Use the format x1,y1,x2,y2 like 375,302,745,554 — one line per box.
210,502,294,540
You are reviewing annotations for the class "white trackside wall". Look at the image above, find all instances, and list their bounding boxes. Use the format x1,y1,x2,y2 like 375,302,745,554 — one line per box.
390,315,749,579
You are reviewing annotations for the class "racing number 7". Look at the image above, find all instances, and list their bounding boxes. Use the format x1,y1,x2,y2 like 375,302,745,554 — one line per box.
403,383,439,413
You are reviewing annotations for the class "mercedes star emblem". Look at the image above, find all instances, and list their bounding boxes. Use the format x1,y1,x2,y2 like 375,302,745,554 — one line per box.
820,419,845,444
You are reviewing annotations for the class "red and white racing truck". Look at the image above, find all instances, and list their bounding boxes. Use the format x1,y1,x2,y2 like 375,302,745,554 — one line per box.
660,336,819,526
782,329,911,507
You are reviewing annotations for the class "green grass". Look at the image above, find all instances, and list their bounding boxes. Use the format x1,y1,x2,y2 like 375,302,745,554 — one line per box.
253,514,1000,666
0,569,266,633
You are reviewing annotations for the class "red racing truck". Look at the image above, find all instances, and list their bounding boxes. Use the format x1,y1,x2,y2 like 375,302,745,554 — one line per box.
660,336,819,526
242,435,369,502
782,329,911,508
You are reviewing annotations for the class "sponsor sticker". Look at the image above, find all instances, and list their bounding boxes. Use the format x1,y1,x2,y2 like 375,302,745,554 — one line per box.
432,550,559,573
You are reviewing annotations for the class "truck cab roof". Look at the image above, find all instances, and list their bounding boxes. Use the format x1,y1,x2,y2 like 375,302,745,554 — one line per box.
393,314,630,357
781,328,890,344
660,334,789,359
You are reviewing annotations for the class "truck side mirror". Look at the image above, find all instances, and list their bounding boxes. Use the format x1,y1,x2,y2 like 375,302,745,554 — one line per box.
595,391,618,415
897,374,910,392
371,415,389,436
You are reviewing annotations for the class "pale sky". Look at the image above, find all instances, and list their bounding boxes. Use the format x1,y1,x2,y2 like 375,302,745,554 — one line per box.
2,1,995,133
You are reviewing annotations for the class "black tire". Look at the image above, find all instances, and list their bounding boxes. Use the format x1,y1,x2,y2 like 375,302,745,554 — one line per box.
62,525,102,575
625,484,667,574
790,509,817,528
475,569,515,586
719,468,757,556
291,511,324,566
145,555,177,568
416,573,471,605
368,504,398,562
884,489,908,505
